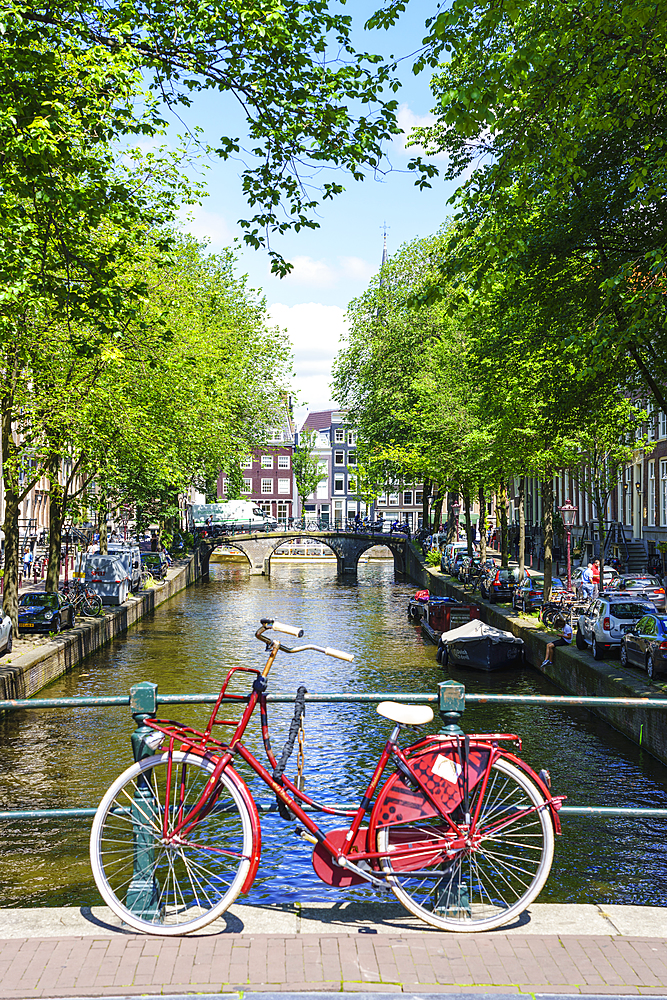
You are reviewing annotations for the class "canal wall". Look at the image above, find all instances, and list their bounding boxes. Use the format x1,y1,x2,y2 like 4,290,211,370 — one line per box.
0,550,204,702
405,543,667,765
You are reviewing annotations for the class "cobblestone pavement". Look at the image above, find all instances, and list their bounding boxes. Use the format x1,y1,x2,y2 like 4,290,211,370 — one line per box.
2,932,667,997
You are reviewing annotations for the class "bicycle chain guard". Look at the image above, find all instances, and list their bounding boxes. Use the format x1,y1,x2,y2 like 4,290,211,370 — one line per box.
311,828,368,887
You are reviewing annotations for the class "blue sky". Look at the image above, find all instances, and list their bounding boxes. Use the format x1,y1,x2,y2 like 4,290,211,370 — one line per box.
164,2,459,423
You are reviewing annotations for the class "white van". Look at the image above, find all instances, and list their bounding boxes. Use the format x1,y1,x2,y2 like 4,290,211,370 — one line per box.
107,544,142,593
190,500,278,533
443,541,468,573
84,554,130,605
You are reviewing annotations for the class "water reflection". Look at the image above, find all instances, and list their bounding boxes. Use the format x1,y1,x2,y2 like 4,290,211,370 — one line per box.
1,560,667,907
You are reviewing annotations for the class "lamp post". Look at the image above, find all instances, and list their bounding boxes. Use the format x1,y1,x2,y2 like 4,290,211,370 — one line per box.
558,501,577,592
451,501,461,542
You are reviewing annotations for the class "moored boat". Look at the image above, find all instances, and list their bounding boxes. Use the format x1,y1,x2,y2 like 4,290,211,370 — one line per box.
407,590,481,644
438,619,524,672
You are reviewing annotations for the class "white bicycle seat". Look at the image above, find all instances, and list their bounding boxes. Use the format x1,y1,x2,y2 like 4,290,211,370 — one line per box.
376,702,434,726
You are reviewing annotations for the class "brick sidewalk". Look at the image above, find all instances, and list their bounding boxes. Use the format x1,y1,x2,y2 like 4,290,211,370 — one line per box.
2,933,667,997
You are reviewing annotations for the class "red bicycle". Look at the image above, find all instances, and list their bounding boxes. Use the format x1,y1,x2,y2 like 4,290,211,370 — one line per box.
90,619,564,935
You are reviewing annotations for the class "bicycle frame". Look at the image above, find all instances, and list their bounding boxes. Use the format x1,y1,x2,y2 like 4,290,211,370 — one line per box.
143,627,564,889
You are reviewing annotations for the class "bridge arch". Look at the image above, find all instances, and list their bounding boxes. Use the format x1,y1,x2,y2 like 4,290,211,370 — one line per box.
198,531,407,579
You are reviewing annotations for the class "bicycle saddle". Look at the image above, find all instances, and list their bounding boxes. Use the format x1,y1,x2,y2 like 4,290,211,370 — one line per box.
376,702,434,726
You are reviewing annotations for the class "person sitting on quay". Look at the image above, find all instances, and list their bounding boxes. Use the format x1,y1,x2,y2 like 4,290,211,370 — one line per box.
541,622,573,668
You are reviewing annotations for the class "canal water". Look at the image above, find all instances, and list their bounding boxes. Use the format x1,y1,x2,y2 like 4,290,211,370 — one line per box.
1,560,667,909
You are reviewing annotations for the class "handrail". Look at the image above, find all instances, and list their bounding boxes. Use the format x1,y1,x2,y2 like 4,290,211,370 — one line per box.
1,682,666,825
3,690,667,712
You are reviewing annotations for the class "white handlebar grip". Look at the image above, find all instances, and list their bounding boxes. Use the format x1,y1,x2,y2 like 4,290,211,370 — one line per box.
271,621,305,638
324,647,354,662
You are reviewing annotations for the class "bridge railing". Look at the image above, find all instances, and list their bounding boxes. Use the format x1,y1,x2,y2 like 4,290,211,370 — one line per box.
196,518,408,538
1,680,667,820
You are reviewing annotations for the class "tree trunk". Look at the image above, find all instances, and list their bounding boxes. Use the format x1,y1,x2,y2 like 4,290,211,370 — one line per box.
542,474,554,602
518,477,525,579
2,491,20,634
98,496,108,555
1,399,19,633
45,492,63,593
596,487,606,598
463,490,473,555
499,482,509,568
432,483,445,533
478,485,487,564
421,478,431,532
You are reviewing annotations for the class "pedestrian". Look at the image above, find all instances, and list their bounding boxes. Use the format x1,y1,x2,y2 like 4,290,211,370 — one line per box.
591,558,601,597
541,621,574,667
22,547,32,579
581,562,595,600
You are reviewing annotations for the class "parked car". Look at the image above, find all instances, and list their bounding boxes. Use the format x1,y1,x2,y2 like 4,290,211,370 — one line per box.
17,592,75,634
481,567,516,603
107,543,142,592
512,577,535,613
450,550,471,579
0,612,12,655
608,575,666,611
141,551,169,580
571,565,619,597
620,614,667,679
576,597,656,660
84,554,131,606
441,541,468,574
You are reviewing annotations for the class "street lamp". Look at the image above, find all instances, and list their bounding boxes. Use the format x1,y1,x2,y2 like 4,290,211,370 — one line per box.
450,501,461,541
558,500,577,592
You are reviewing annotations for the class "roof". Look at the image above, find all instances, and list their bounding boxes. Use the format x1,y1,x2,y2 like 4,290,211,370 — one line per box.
301,410,334,432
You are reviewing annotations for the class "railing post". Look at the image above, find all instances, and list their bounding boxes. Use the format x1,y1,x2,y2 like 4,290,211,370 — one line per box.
438,680,465,736
127,681,160,921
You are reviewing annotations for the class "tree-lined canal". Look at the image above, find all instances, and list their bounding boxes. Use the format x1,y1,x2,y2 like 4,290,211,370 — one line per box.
2,560,667,909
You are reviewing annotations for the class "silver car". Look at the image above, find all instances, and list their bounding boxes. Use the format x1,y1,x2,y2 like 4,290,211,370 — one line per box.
576,597,656,660
608,575,666,611
0,612,12,655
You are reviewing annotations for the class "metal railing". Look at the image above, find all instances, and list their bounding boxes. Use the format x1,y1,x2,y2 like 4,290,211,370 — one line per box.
1,680,667,821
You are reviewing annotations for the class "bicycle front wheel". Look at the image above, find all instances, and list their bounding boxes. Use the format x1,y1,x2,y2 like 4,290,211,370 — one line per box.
376,757,554,932
90,751,254,935
82,595,103,616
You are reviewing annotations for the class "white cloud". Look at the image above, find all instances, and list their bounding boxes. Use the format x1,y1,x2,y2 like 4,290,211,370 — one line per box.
394,102,448,161
177,204,233,249
286,256,337,287
271,254,376,290
268,302,348,418
339,256,376,282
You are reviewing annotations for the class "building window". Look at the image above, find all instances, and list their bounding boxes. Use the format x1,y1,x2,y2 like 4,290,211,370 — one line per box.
261,455,273,469
334,476,344,493
278,478,290,494
261,478,273,494
240,457,253,469
403,491,413,506
242,479,252,494
388,492,399,505
661,461,667,525
661,411,667,439
648,401,656,442
347,431,356,445
278,455,290,469
334,450,345,465
219,480,227,495
649,461,656,526
259,502,272,515
405,511,414,529
415,491,423,505
625,466,633,524
277,502,289,520
334,428,344,443
348,452,357,466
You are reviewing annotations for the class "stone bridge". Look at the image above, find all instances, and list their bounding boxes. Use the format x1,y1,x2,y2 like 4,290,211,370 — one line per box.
198,530,408,578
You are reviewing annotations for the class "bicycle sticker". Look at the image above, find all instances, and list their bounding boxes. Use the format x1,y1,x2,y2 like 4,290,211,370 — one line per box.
431,754,462,783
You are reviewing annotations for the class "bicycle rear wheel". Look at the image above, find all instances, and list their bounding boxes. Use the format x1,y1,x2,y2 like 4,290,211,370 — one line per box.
376,757,554,932
82,594,103,616
90,751,254,935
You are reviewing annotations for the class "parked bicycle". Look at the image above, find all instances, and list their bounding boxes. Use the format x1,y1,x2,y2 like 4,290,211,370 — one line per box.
60,580,103,617
90,619,564,935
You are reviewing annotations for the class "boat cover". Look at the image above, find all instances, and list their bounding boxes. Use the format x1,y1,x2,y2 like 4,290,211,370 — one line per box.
439,619,523,645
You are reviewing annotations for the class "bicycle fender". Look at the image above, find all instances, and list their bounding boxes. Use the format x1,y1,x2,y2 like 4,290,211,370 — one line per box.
502,751,564,835
223,765,262,892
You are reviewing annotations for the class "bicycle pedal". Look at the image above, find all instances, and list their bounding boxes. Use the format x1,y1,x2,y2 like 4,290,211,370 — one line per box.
295,825,318,845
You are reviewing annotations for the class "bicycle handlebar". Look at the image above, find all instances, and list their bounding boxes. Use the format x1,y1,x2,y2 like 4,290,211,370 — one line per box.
256,620,354,662
262,619,305,638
